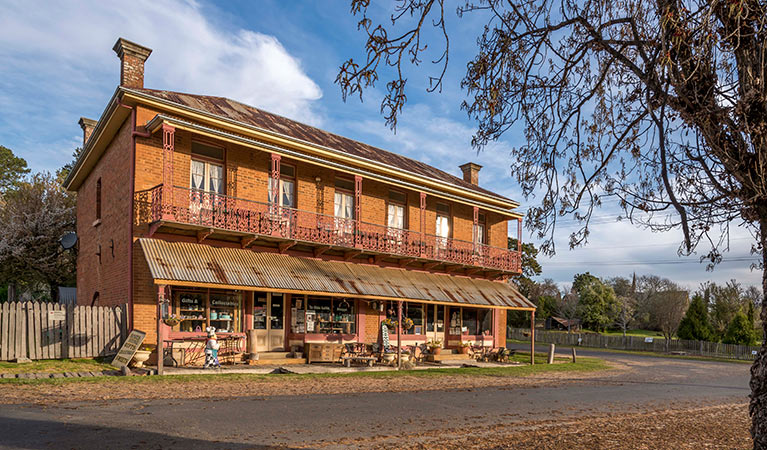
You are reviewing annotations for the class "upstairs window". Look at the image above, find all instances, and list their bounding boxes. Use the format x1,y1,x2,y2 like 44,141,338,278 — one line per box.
334,178,355,220
436,203,451,240
387,190,406,229
268,163,296,208
475,213,486,245
190,141,224,195
95,178,102,221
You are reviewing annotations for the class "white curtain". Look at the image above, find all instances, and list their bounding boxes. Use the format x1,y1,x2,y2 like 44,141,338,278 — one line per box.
387,204,404,229
209,164,224,194
191,160,205,190
436,215,449,238
475,223,485,244
282,179,295,208
335,192,353,219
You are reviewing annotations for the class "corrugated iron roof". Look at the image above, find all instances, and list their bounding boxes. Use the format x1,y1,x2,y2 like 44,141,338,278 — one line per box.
139,238,534,310
132,88,513,204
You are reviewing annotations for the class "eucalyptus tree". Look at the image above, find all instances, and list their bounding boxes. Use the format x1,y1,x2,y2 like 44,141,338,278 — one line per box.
337,1,767,445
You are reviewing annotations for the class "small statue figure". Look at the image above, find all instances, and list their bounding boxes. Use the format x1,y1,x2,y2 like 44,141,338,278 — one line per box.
204,327,220,369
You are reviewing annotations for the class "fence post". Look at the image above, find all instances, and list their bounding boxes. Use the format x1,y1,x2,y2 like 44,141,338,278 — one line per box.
547,344,555,364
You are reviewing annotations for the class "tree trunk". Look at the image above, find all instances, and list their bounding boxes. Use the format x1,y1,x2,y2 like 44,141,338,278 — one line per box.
750,218,767,449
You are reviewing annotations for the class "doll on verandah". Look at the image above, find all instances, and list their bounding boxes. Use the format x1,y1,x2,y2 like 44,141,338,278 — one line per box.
204,327,220,369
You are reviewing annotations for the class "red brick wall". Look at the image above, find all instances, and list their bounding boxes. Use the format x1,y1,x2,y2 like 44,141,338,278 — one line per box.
75,118,133,308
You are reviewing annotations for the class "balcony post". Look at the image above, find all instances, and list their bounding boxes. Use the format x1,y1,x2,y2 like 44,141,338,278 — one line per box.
354,175,362,248
419,192,426,257
517,217,523,272
472,206,479,253
161,124,175,221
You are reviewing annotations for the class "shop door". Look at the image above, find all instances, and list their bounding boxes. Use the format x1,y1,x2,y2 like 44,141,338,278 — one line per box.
253,293,286,352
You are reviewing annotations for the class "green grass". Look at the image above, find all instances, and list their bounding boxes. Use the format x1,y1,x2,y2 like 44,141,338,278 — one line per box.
508,339,754,365
0,354,608,386
0,358,113,375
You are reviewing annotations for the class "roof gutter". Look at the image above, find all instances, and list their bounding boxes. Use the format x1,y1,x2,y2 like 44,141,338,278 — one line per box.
121,88,520,210
146,114,523,219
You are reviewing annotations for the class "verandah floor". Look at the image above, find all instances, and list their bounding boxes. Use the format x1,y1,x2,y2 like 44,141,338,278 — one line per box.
160,359,524,375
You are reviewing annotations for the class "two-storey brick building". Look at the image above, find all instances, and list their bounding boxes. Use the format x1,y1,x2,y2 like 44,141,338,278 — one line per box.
63,38,535,366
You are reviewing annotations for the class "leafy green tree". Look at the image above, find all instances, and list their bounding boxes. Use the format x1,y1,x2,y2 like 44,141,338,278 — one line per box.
677,294,715,342
0,145,30,193
573,273,618,332
56,147,82,183
724,311,758,346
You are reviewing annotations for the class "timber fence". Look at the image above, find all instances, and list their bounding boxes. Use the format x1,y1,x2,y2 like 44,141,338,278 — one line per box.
509,328,762,361
0,302,129,361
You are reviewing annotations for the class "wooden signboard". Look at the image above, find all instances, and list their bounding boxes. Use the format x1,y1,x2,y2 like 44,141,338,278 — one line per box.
111,329,146,368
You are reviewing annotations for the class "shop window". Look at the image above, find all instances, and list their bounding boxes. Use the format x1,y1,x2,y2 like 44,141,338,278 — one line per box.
462,308,478,335
253,294,268,330
209,291,241,333
293,296,356,334
448,306,493,336
175,291,207,333
426,305,444,333
173,289,242,334
404,302,424,335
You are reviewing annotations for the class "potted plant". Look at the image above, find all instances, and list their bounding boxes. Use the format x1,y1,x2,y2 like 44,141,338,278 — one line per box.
382,318,397,331
458,341,472,355
132,346,153,368
400,349,411,363
163,314,181,327
427,339,443,355
401,317,414,331
382,351,396,363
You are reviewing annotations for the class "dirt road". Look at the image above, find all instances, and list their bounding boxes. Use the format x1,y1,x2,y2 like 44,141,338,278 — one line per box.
0,350,752,449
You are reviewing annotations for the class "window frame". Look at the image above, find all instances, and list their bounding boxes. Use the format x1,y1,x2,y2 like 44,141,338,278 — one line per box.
435,202,452,240
386,189,408,230
95,178,102,222
268,161,297,208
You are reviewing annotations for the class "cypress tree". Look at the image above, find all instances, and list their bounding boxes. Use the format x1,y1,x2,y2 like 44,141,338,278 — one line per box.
677,294,714,342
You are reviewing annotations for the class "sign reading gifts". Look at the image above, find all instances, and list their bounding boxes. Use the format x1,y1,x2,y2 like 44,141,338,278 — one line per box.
111,330,147,368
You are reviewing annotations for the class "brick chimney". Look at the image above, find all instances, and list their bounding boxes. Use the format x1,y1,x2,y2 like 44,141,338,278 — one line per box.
78,117,97,146
112,38,152,89
459,162,482,185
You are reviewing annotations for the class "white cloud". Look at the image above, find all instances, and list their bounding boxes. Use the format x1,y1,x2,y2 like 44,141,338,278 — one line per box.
0,0,323,168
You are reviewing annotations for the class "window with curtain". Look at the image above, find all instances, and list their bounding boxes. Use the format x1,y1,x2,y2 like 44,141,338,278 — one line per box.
436,203,450,248
387,191,406,229
268,163,296,208
190,141,225,195
334,178,355,235
475,213,486,246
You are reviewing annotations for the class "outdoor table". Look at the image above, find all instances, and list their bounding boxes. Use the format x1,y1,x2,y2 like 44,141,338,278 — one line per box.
165,334,245,366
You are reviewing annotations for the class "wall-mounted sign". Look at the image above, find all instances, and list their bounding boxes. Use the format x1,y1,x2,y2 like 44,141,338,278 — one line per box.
111,330,147,368
48,310,66,321
644,337,654,343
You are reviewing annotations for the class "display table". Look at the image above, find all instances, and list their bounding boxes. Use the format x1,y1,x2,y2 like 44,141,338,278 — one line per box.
305,343,343,363
165,334,245,366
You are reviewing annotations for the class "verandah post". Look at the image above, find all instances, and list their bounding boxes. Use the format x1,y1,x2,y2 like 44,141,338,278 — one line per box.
157,284,166,375
530,310,535,365
397,300,402,370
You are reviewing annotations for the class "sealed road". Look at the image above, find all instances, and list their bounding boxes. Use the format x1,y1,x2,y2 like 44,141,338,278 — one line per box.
0,348,751,449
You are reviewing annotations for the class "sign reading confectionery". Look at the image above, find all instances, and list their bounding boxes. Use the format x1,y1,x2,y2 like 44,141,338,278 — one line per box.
111,329,147,368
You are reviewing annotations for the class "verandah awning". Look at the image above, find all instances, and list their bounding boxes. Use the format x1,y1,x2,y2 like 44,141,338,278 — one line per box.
138,238,535,310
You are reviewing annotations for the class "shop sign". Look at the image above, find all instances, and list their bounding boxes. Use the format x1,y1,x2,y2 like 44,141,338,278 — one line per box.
111,330,147,368
48,310,66,321
180,296,202,307
211,298,238,308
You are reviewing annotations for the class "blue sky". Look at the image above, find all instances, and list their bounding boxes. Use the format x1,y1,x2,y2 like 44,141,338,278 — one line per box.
0,0,760,291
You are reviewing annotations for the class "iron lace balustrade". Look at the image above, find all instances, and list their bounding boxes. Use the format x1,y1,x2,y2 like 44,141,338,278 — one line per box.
134,185,522,273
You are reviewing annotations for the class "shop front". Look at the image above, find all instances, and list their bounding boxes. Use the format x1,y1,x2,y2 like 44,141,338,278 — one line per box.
139,238,536,371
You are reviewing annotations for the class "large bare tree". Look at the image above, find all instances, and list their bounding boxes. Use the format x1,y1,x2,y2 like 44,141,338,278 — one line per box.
336,0,767,445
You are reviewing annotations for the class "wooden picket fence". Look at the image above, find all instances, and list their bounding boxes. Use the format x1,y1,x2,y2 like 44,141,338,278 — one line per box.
0,302,129,361
509,328,762,361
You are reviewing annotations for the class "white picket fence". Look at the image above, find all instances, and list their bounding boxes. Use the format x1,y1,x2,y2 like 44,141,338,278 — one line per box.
0,302,129,361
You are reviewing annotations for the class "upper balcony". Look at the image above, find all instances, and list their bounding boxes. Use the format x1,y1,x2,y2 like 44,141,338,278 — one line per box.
134,185,522,276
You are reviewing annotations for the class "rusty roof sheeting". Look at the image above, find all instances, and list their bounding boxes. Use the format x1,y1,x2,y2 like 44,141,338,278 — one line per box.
132,88,513,204
139,239,534,310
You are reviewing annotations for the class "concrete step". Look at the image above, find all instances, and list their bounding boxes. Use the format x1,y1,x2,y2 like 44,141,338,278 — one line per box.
427,353,471,362
247,357,306,366
258,352,291,359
